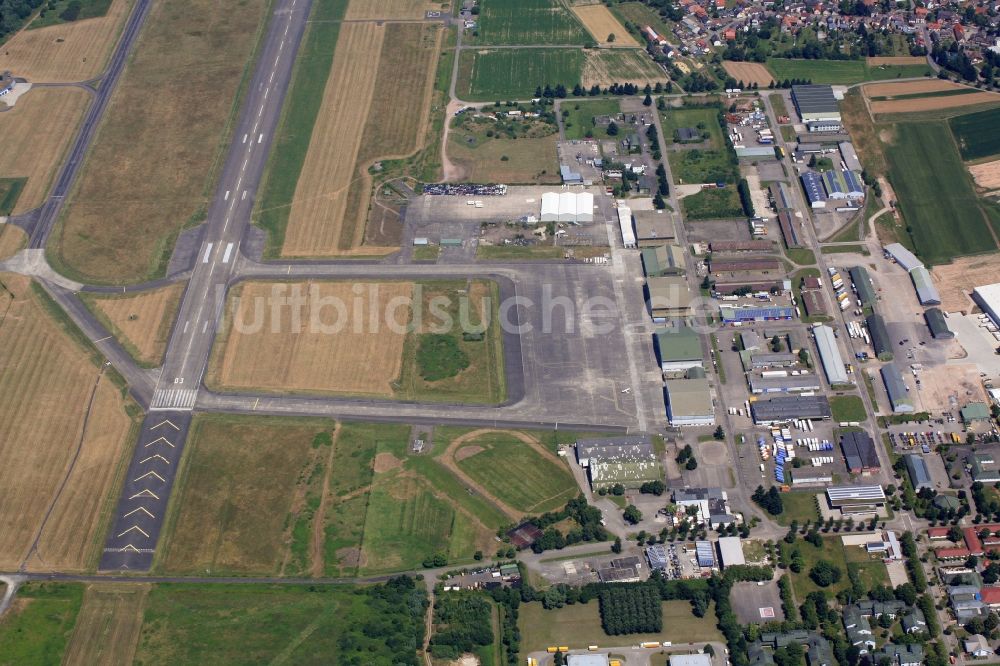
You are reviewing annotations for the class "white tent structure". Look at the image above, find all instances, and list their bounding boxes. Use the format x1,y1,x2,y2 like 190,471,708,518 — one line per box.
540,192,559,222
618,205,635,248
576,191,594,223
558,192,577,223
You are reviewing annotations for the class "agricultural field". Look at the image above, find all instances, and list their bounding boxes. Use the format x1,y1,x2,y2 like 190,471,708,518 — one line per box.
448,429,578,515
475,0,589,45
448,114,560,183
969,160,1000,190
61,583,149,666
723,61,775,87
870,90,1000,115
29,0,113,29
580,48,667,88
562,98,621,140
572,4,639,47
132,581,426,664
80,282,185,367
0,88,89,215
0,274,138,572
344,0,443,19
0,0,130,82
52,0,270,283
681,186,743,220
766,58,931,85
518,599,722,655
457,48,665,101
207,281,413,397
0,582,83,665
950,106,1000,161
864,79,963,98
882,120,1000,264
611,2,671,39
157,415,337,576
278,21,441,256
208,280,505,403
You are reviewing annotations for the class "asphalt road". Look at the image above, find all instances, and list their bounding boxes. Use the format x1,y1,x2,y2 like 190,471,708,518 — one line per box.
150,0,313,411
27,0,153,249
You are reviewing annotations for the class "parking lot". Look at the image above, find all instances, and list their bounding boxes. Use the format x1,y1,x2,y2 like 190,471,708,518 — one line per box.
730,581,784,624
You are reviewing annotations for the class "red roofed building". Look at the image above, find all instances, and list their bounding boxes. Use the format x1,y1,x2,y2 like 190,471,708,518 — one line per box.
964,527,986,555
915,6,929,18
980,587,1000,608
934,547,973,560
954,24,966,41
724,28,737,40
928,527,952,540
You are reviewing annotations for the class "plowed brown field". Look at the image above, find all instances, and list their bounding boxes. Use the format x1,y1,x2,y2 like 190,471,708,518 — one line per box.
864,79,962,98
870,92,1000,114
0,0,132,82
0,274,136,571
866,56,927,66
968,160,1000,190
207,281,413,395
0,87,89,214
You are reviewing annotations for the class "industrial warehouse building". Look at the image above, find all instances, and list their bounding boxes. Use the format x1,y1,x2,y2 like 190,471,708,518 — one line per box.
821,170,864,200
616,204,636,248
801,172,827,209
710,240,774,253
840,431,880,474
826,485,886,512
654,325,704,372
540,191,594,224
673,487,733,526
589,458,663,490
748,374,821,394
664,372,715,426
905,454,932,490
634,209,676,246
880,364,914,413
719,306,795,323
777,211,804,248
973,283,1000,327
750,395,832,424
885,243,941,305
924,308,954,339
865,314,894,361
740,350,798,370
791,84,842,132
839,142,863,172
576,435,654,467
641,244,686,276
648,276,695,319
885,243,922,272
770,182,794,211
849,266,877,306
717,536,746,568
813,324,848,384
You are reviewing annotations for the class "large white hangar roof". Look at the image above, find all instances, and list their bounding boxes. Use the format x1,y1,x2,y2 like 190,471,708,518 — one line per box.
540,191,593,223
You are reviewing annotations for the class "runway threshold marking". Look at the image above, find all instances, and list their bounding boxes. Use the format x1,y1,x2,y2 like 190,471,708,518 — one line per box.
183,320,189,333
258,133,264,144
202,243,214,263
242,190,248,201
222,242,234,263
224,190,230,200
242,133,247,143
202,321,209,333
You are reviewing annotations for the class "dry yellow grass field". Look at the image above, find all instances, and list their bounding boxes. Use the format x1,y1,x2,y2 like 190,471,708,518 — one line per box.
969,160,1000,190
866,55,928,66
723,61,775,87
0,225,26,260
84,282,185,366
344,0,443,19
864,79,966,97
282,23,384,256
284,23,440,256
207,281,413,395
53,0,269,283
573,5,639,47
0,0,132,82
0,87,89,214
870,91,1000,114
63,583,149,666
340,23,442,250
0,274,136,571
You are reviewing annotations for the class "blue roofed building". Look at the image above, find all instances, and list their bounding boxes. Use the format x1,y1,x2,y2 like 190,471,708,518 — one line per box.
801,172,826,209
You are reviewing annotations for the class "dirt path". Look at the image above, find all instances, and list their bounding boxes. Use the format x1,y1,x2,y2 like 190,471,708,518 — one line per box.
309,423,341,578
438,428,565,522
422,579,435,666
441,100,467,182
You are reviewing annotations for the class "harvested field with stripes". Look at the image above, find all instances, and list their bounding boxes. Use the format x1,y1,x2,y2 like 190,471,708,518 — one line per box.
870,91,1000,114
581,48,667,87
344,0,443,19
81,282,185,367
0,274,137,571
53,0,269,283
0,87,89,214
206,281,413,396
572,4,639,46
866,55,927,66
722,61,775,87
62,583,149,666
969,160,1000,190
863,79,967,98
282,22,441,256
0,0,132,82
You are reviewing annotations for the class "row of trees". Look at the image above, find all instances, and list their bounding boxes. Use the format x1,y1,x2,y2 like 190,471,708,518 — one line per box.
752,485,784,515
